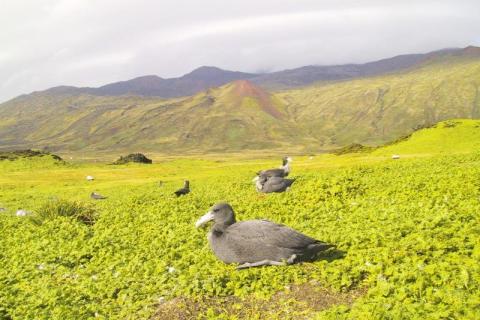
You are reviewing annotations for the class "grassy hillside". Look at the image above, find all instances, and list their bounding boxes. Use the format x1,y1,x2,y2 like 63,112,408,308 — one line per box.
1,56,480,154
373,119,480,156
0,81,310,154
279,58,480,148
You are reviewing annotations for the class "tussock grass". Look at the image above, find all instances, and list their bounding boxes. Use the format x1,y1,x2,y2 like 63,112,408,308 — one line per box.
31,199,97,226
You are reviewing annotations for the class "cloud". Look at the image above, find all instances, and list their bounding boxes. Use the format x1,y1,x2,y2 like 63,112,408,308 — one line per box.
1,0,479,102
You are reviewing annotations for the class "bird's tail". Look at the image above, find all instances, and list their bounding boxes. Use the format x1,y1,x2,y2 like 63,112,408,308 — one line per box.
285,178,296,187
310,242,335,252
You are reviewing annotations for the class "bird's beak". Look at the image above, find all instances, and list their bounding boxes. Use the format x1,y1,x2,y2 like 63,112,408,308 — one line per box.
252,176,259,183
286,157,293,162
195,211,214,228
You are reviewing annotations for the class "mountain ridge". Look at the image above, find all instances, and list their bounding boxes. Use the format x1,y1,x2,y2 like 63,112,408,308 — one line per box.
9,46,479,103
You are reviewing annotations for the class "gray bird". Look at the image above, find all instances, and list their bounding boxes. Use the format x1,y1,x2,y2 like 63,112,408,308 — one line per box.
174,180,190,197
90,192,107,200
195,202,334,269
256,156,292,179
254,175,295,193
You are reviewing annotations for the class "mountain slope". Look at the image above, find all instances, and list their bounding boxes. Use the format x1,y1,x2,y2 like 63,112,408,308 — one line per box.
0,81,312,153
278,56,480,147
1,54,480,154
253,47,479,90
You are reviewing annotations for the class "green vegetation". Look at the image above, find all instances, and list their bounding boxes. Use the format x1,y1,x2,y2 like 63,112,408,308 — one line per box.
0,149,62,161
29,199,98,226
373,119,480,156
1,56,479,155
1,121,480,319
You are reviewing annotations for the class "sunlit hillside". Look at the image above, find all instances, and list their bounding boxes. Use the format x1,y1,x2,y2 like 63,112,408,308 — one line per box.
0,52,479,154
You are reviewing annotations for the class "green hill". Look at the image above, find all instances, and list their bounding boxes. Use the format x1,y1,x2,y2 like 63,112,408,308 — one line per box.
372,119,480,156
1,53,480,154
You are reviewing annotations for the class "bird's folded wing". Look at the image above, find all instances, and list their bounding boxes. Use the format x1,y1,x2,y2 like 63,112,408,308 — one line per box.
228,220,318,249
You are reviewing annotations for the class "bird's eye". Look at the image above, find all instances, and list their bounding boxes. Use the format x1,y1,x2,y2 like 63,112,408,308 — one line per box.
213,209,219,212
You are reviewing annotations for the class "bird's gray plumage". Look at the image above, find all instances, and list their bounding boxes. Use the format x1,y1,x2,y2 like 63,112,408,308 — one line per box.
256,156,292,179
90,192,107,200
195,203,334,269
256,176,295,193
174,180,190,197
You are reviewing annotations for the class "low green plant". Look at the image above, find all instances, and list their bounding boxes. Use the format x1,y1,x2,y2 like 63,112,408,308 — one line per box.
31,199,97,226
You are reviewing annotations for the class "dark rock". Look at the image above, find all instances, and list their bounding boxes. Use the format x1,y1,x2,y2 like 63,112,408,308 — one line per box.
113,153,152,164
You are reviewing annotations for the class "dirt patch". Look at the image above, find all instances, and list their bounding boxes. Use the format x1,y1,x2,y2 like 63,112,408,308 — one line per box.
333,143,374,155
232,80,284,119
151,282,366,319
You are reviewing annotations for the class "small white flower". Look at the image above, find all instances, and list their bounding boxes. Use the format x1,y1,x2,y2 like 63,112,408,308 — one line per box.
158,297,165,303
113,271,120,278
91,275,98,280
16,210,28,216
167,266,175,273
94,312,99,317
365,261,373,267
37,264,45,270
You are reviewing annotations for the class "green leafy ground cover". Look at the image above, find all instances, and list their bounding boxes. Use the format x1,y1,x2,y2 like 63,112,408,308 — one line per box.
1,121,480,319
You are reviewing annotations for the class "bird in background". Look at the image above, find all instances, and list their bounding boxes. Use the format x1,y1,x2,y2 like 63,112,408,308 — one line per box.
90,192,107,200
254,175,296,193
256,156,292,179
174,180,190,197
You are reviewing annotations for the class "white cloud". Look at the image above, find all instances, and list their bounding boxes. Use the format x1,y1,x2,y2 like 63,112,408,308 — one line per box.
0,0,479,102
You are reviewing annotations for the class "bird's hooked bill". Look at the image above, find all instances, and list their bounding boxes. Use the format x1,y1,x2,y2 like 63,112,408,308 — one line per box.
252,176,259,182
195,211,214,228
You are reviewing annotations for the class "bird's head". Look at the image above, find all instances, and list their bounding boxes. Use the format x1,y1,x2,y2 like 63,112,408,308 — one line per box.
282,156,292,165
195,202,236,228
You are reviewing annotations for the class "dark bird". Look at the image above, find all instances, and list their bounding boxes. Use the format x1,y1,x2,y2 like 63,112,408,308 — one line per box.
254,175,295,193
90,192,107,200
195,202,334,269
174,180,190,197
256,156,292,179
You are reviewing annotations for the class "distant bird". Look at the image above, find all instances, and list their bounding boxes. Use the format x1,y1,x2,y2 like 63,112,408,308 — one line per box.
90,192,107,200
254,175,295,193
256,156,292,179
86,175,95,181
392,155,400,160
195,202,334,269
174,180,190,197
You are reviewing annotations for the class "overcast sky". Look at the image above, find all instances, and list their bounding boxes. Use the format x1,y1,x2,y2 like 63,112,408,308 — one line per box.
1,0,479,103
